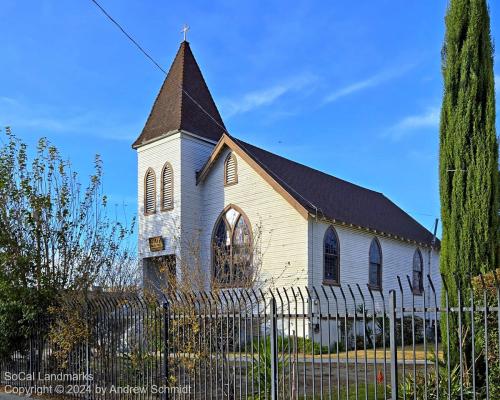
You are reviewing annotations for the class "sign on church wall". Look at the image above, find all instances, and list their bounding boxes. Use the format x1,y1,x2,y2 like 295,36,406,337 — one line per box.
148,236,165,252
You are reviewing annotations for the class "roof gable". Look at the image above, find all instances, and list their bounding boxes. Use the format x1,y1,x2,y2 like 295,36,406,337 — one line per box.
132,41,226,148
198,134,438,246
197,134,310,218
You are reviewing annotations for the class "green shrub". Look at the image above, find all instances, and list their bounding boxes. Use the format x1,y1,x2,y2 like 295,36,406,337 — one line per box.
400,350,475,399
244,335,329,355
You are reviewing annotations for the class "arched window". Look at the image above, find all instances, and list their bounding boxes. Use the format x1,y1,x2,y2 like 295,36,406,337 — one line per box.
412,249,424,294
323,226,340,284
161,162,174,210
224,153,238,185
369,238,382,288
213,218,230,284
144,168,156,215
212,206,252,286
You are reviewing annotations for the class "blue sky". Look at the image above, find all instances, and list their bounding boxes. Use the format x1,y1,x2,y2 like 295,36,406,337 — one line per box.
1,0,499,237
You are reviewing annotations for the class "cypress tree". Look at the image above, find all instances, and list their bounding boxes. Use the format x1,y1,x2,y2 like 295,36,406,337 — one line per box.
440,0,499,366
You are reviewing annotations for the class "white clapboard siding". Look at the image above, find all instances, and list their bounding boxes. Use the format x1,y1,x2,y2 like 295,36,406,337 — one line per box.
309,219,441,315
162,163,174,209
179,135,217,256
137,132,183,260
144,169,156,214
201,147,309,289
224,153,237,184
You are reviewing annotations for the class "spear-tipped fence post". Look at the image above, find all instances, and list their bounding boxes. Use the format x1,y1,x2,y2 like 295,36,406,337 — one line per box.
428,274,439,399
163,299,170,400
347,284,359,399
479,273,489,399
493,270,500,372
269,291,278,400
389,289,398,400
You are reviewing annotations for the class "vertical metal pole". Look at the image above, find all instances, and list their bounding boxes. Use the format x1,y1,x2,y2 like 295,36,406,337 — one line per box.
479,275,489,400
29,327,33,389
458,283,464,400
347,285,359,399
270,296,278,400
441,274,451,399
85,298,90,400
389,290,399,400
396,277,406,400
163,301,170,400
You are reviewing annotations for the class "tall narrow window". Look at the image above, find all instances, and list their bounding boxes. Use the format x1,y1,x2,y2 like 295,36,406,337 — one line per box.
369,238,382,288
213,218,231,284
224,153,238,185
412,249,424,294
161,162,174,210
212,206,252,287
323,226,340,284
144,168,156,214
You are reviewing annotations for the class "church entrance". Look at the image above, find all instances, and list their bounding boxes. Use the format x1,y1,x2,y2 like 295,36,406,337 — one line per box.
143,254,176,295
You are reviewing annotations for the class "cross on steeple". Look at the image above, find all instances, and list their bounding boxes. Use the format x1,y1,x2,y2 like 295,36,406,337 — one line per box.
181,24,190,42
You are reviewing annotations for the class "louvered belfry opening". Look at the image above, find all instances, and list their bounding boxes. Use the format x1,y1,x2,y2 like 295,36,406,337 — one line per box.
161,163,174,210
224,153,237,185
144,168,156,214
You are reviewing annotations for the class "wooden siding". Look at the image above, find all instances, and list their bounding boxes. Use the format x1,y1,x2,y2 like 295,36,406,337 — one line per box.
179,133,217,270
309,219,441,311
200,147,309,288
137,132,183,260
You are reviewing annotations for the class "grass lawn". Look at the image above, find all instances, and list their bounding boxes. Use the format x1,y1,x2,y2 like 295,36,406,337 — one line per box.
307,343,443,362
235,344,443,362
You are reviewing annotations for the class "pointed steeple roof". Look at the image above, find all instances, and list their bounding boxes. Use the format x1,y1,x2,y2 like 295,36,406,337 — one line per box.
132,41,226,148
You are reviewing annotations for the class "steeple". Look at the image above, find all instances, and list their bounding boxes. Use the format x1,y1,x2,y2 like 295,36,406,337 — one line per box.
132,41,226,148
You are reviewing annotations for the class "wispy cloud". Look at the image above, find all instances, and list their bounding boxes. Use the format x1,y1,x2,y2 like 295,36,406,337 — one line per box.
0,96,19,106
0,97,138,141
324,64,414,103
385,107,440,140
221,73,317,118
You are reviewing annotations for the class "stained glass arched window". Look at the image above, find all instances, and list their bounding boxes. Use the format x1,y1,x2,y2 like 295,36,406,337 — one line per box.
324,226,340,283
369,238,382,288
412,249,424,294
212,206,252,286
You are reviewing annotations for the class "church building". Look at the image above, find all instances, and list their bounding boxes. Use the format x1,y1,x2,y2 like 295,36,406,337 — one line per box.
132,40,441,306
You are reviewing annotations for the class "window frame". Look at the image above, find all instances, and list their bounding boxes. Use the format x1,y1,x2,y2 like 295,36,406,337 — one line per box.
143,167,156,215
323,226,340,285
160,162,174,211
368,237,383,290
412,248,424,295
211,204,252,288
223,153,238,187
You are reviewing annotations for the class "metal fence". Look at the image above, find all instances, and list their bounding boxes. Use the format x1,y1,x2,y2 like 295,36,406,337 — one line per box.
0,273,499,399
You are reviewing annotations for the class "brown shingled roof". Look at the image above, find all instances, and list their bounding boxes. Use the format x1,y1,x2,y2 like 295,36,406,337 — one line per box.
234,138,437,246
132,41,226,148
198,135,437,246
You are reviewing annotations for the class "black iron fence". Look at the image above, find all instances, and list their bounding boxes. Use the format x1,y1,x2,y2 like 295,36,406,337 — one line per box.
1,273,499,399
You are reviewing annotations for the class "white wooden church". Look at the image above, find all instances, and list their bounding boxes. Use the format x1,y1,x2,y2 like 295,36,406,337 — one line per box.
133,40,441,308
